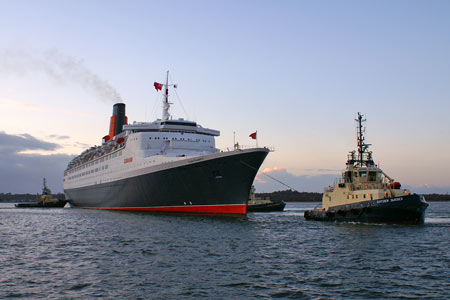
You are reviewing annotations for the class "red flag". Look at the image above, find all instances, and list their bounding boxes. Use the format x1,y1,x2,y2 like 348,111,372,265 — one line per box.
154,82,163,91
249,132,257,139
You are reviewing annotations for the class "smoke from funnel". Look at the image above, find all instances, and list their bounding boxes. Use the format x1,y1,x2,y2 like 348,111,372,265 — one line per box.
0,48,122,103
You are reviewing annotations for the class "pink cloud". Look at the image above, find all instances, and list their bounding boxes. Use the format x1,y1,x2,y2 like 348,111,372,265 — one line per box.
259,166,286,174
255,166,286,183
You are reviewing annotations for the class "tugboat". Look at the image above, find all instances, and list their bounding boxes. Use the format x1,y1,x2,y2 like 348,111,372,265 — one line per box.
304,113,428,224
15,178,67,208
247,186,286,212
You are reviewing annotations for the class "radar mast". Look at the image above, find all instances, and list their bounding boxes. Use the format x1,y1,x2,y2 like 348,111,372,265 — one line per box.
347,112,374,167
356,112,374,167
162,71,171,121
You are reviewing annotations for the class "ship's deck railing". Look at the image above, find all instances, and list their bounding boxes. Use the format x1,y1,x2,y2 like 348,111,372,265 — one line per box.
324,186,334,193
219,145,275,152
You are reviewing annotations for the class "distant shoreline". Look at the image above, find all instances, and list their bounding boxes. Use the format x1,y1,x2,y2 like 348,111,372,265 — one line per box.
0,191,448,203
254,190,450,202
0,193,65,203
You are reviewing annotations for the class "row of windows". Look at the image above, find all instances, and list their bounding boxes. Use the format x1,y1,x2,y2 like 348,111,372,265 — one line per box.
67,151,122,175
345,170,379,182
68,165,109,180
347,194,373,200
148,136,211,143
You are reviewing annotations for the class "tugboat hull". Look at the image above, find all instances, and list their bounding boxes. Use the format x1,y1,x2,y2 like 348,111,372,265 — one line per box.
304,194,428,225
15,200,67,208
247,200,286,212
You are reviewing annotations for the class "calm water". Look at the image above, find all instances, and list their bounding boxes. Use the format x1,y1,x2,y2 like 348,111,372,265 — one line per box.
0,202,449,299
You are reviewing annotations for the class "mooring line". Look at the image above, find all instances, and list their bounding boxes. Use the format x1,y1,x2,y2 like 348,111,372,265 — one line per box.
240,160,300,192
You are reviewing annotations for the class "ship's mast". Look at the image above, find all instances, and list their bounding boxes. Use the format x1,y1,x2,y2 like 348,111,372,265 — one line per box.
355,112,373,167
42,177,50,195
162,71,171,121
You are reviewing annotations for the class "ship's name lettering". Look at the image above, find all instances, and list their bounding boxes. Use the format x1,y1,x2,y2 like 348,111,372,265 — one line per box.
391,197,403,202
377,197,403,204
124,157,133,164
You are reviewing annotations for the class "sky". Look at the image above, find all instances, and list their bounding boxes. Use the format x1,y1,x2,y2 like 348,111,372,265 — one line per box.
0,0,449,194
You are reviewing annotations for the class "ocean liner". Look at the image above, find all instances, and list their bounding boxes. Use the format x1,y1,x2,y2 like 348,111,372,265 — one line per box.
63,72,269,215
304,113,428,224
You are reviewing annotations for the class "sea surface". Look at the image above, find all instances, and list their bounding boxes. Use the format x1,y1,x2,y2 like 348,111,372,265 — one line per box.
0,202,449,299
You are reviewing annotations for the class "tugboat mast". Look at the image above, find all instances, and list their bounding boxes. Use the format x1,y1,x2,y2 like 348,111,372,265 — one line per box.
42,177,50,195
355,112,373,167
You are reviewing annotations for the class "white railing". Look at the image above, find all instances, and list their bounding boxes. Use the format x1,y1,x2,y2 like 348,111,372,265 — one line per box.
219,145,275,152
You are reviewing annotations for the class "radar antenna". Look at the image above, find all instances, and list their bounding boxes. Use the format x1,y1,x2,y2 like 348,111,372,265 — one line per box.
160,71,178,121
353,112,374,167
162,71,171,121
42,177,50,195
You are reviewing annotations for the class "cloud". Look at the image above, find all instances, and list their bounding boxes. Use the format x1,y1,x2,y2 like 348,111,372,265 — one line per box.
73,141,90,148
302,168,341,174
48,134,70,140
0,131,60,153
254,166,338,193
0,131,73,193
403,184,450,194
0,98,44,112
255,165,450,194
58,109,95,118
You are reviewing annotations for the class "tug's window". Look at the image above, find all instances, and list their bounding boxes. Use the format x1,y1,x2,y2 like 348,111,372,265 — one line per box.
345,171,353,182
359,171,367,178
354,172,358,178
368,171,377,181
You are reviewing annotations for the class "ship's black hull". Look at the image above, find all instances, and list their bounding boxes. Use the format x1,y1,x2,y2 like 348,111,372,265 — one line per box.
65,149,269,215
304,194,428,224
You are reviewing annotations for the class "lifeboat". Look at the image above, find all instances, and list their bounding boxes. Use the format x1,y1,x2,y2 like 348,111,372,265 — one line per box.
388,182,401,189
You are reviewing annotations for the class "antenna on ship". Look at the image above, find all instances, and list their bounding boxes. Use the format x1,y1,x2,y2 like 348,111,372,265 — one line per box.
153,71,177,121
355,112,374,167
162,71,171,121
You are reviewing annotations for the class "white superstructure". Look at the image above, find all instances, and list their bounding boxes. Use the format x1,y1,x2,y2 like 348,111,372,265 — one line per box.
64,71,222,190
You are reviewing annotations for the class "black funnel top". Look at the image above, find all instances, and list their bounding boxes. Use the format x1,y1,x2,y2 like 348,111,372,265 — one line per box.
113,103,126,136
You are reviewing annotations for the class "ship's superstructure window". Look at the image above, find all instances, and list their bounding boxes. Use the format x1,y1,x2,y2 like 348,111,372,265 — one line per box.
368,171,377,182
360,171,367,178
345,171,352,183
